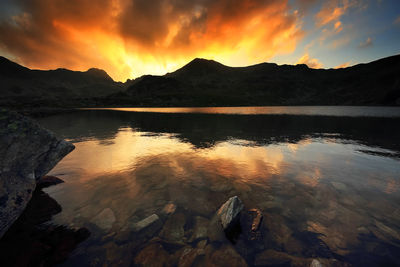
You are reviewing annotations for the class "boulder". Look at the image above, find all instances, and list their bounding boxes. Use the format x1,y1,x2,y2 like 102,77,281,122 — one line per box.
216,196,244,242
91,208,116,231
134,243,169,267
132,214,161,232
0,110,74,238
217,196,244,231
159,212,186,244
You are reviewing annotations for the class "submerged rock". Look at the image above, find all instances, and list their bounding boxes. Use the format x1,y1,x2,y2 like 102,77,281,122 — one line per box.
115,214,162,245
132,214,160,232
189,216,209,242
205,244,248,267
134,243,169,267
216,196,244,242
161,203,177,216
241,208,263,241
0,110,74,238
310,259,323,267
92,208,116,231
0,185,90,266
254,249,308,266
217,196,244,230
160,212,186,244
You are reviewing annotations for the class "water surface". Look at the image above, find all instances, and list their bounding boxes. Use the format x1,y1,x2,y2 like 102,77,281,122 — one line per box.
36,107,400,266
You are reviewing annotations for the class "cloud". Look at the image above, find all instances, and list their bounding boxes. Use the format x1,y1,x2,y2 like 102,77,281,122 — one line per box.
395,15,400,25
334,61,351,68
296,53,323,68
334,21,343,33
358,37,373,49
0,0,306,81
315,0,351,27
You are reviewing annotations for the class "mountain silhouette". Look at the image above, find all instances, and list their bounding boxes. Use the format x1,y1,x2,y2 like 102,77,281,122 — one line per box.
1,55,399,107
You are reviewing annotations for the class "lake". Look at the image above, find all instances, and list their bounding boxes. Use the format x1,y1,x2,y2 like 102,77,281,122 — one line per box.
35,106,400,266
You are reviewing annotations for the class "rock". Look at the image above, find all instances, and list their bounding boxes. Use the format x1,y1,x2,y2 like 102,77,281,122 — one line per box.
217,196,244,230
134,243,169,267
91,208,116,231
207,215,227,242
115,214,162,245
0,110,74,238
205,244,248,267
310,259,323,267
254,249,309,267
36,175,64,189
331,182,347,191
160,213,186,244
132,214,160,232
197,239,208,249
189,216,209,242
241,208,263,241
161,203,176,216
0,186,90,266
178,246,205,267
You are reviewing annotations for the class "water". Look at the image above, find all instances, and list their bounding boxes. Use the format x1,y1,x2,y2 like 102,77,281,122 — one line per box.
35,107,400,266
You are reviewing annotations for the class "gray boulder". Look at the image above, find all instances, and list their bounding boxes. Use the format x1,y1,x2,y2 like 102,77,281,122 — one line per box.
0,109,74,238
217,196,244,230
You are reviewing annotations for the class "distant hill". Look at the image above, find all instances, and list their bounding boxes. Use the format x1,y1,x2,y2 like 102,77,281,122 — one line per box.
118,55,400,106
0,57,124,107
1,55,399,107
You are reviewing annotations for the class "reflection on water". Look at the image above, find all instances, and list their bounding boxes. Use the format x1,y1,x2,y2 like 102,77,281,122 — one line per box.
85,106,400,117
36,108,400,266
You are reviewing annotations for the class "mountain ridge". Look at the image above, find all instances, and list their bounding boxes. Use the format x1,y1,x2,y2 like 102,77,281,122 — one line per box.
0,54,399,107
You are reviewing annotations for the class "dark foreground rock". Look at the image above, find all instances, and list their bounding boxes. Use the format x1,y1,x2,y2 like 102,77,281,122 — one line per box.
0,109,74,238
0,185,90,266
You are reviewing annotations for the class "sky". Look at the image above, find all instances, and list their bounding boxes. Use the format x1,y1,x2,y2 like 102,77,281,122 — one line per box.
0,0,399,82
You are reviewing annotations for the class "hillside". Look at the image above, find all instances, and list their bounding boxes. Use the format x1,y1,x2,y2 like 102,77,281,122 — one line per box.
117,55,400,106
1,55,399,107
0,57,124,107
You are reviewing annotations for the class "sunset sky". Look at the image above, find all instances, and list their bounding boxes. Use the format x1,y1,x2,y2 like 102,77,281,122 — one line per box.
0,0,399,81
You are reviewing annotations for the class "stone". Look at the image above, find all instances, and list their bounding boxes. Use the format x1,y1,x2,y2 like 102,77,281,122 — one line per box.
254,249,308,266
189,216,209,242
241,208,263,241
331,182,347,191
197,239,208,249
134,243,169,267
115,214,162,245
310,259,323,267
178,246,205,267
132,214,160,232
205,244,248,267
217,196,244,231
207,215,227,242
0,110,74,238
91,208,116,231
161,203,176,215
160,213,186,244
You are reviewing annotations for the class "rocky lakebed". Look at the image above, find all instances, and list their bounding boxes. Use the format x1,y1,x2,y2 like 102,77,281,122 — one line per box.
1,108,400,266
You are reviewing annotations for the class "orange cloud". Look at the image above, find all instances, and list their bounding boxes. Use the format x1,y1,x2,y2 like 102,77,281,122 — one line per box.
334,21,343,33
358,37,373,49
394,15,400,25
296,53,323,68
315,0,351,27
0,0,305,81
334,61,351,68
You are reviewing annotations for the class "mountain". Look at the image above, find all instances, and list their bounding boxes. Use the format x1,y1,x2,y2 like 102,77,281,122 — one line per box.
118,55,400,106
0,57,124,107
0,55,399,107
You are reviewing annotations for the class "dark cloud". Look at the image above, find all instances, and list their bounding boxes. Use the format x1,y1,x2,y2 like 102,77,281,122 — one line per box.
0,0,305,80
